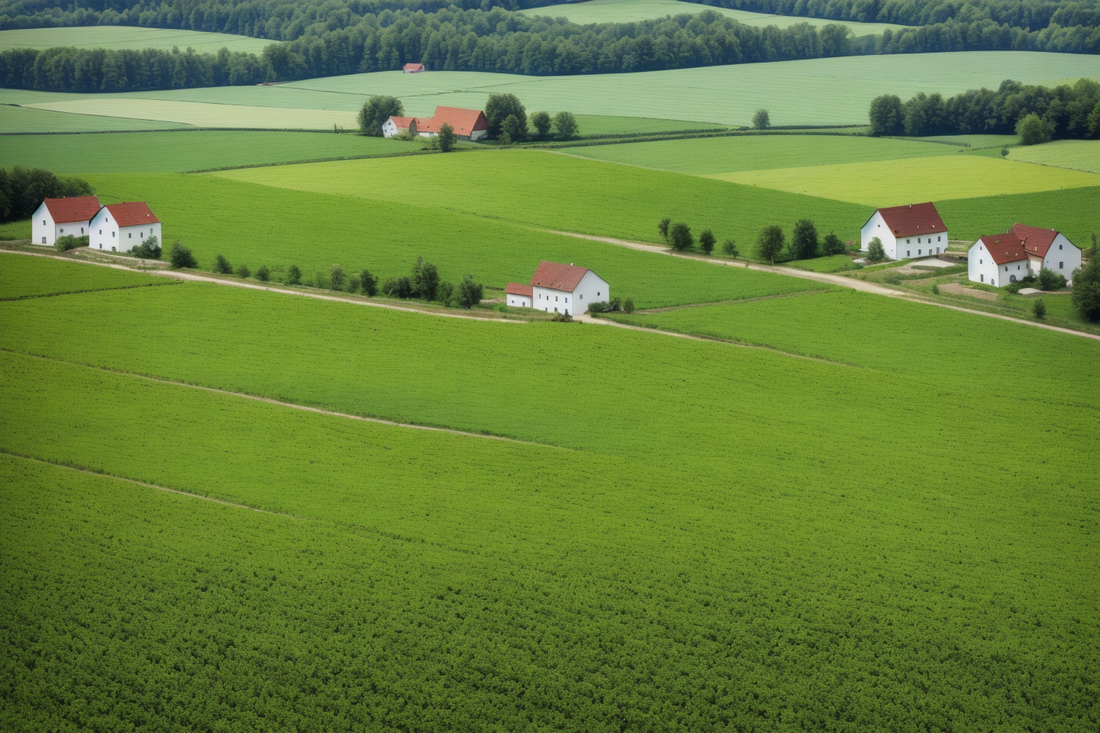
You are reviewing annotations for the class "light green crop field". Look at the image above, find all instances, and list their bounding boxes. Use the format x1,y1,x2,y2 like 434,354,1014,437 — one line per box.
1006,139,1100,173
5,52,1094,128
24,98,359,130
212,149,870,246
520,0,910,34
0,131,425,173
0,103,189,132
782,253,857,272
938,186,1100,244
573,113,728,135
0,26,278,54
711,154,1100,205
85,172,818,308
0,220,31,240
919,134,1019,150
0,252,163,299
561,135,962,175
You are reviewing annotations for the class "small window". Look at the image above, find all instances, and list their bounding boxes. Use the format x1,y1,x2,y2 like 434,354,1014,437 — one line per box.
555,296,558,302
129,233,132,239
980,274,984,282
906,238,911,244
60,228,64,233
112,232,115,237
565,297,568,303
918,249,922,256
1059,244,1063,250
980,259,983,264
41,237,46,244
580,294,584,299
99,230,102,235
938,236,941,242
597,291,601,296
1059,262,1063,269
81,228,84,234
42,220,45,226
906,251,910,257
1010,275,1017,282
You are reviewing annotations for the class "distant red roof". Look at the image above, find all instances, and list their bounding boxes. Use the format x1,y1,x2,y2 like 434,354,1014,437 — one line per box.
875,202,946,238
531,261,590,292
417,106,488,137
506,282,533,297
1012,223,1063,258
105,202,159,227
43,196,100,223
403,63,424,72
977,234,1028,265
388,116,416,129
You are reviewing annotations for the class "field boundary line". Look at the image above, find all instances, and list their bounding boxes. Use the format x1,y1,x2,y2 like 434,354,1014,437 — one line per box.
0,448,300,517
3,349,572,450
635,289,831,313
0,281,178,302
548,231,1100,342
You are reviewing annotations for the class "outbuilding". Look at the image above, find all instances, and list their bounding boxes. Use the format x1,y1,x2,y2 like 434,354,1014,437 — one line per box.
382,116,418,138
968,234,1029,287
861,202,948,260
89,202,161,253
403,63,425,73
31,196,101,246
1013,223,1082,284
529,261,609,316
505,282,533,308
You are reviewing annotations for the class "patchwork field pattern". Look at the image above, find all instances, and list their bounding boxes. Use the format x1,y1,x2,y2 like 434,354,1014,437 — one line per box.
1006,139,1100,173
0,26,278,54
710,155,1100,206
0,104,189,133
1,131,424,173
0,253,163,299
24,99,359,130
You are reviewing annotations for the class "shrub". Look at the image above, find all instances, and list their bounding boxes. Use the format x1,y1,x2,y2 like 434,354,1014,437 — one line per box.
457,275,484,308
658,217,671,244
383,276,414,299
551,311,573,322
867,237,886,263
169,242,197,269
347,275,360,293
133,235,160,259
313,271,328,289
359,269,378,297
822,233,844,256
588,298,622,314
931,284,940,295
722,239,738,257
1071,254,1100,321
54,234,88,252
256,265,270,282
285,265,302,285
438,280,455,307
213,254,232,274
623,297,635,314
330,263,347,291
236,263,251,279
669,222,692,251
699,229,715,255
882,272,902,285
1038,267,1066,291
1032,298,1046,319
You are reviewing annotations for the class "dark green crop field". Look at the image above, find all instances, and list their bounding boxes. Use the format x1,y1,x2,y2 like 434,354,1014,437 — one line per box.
0,252,164,299
1,259,1097,731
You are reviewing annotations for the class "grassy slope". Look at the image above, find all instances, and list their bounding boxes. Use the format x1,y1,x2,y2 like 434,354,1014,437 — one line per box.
572,113,728,135
0,131,425,173
711,155,1100,205
5,52,1094,127
24,99,359,130
0,252,162,299
0,104,189,133
938,186,1100,244
0,26,277,54
212,150,869,244
520,0,910,34
1006,139,1100,173
561,135,962,175
84,172,816,308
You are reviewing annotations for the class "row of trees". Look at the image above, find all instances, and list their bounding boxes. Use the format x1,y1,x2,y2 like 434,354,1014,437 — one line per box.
0,166,93,223
869,78,1100,140
5,6,1099,92
756,220,845,264
658,218,737,256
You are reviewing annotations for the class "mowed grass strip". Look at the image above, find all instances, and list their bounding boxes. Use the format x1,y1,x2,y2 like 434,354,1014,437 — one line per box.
710,155,1100,205
0,26,277,54
1,131,424,174
0,252,162,299
0,104,190,133
211,150,870,245
87,171,820,308
25,99,359,130
1005,139,1100,173
562,135,960,175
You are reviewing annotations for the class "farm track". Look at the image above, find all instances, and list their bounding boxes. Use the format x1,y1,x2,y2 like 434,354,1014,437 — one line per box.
4,348,570,450
550,231,1100,342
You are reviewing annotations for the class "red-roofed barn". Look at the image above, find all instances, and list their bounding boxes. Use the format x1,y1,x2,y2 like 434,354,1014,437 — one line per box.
505,282,533,308
384,106,489,141
968,233,1030,287
1012,223,1082,284
89,202,161,253
860,202,949,261
403,63,425,73
32,196,101,246
382,116,418,138
527,261,609,315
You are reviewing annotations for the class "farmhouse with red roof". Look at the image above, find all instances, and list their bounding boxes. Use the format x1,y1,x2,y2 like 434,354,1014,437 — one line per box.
968,224,1082,286
383,106,489,141
403,63,425,73
89,202,161,253
32,196,101,246
507,261,609,315
860,202,948,261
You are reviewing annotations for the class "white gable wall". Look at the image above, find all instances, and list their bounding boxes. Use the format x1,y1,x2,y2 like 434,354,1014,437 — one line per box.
860,211,897,259
507,293,532,308
382,118,403,138
572,270,609,313
32,202,93,246
968,241,1026,287
1039,233,1082,284
89,210,158,253
895,231,948,260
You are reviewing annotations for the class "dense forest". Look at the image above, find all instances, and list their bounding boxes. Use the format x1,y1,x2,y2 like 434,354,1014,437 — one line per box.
869,78,1100,138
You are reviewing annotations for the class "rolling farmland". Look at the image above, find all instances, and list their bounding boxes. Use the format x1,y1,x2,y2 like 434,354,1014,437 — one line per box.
1006,139,1100,173
0,253,163,300
0,104,189,133
0,26,278,54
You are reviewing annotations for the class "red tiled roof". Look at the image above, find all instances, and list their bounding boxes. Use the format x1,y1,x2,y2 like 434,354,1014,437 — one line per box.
531,261,590,292
417,106,488,136
977,234,1028,265
105,202,159,227
388,116,416,129
1012,223,1062,258
43,196,100,223
404,63,424,72
875,202,946,238
506,282,533,297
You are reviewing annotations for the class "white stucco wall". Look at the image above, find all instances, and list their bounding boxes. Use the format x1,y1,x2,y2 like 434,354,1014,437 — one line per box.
532,286,574,314
1041,234,1082,284
89,208,119,251
861,211,947,261
968,241,1026,287
860,211,897,259
572,270,609,313
507,293,532,308
118,222,161,252
32,202,92,246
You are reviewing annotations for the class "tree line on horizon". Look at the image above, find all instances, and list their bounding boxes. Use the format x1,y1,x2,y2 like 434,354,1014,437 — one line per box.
2,2,1099,93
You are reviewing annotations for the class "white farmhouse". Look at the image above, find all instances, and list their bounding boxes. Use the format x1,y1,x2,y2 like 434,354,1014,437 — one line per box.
968,233,1029,287
89,202,161,253
505,282,533,308
529,261,609,315
382,116,417,138
1013,223,1082,284
861,202,948,261
31,196,101,246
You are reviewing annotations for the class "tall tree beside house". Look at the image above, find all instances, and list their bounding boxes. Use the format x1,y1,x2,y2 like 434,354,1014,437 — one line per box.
358,96,403,137
1071,253,1100,321
669,222,693,251
437,123,456,152
790,219,820,260
501,114,527,143
823,232,845,255
457,275,484,309
553,111,578,140
756,225,785,265
752,109,770,130
868,94,905,136
530,111,552,139
485,94,526,140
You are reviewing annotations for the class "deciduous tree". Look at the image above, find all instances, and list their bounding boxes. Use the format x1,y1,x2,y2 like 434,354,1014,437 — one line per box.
790,219,819,260
699,229,716,255
530,111,552,139
867,237,886,263
658,217,671,243
868,94,904,136
752,109,770,130
501,114,527,143
358,95,403,137
412,256,440,300
485,94,526,139
1071,253,1100,321
552,111,578,140
437,123,456,152
669,222,693,251
359,269,378,296
330,263,347,291
823,232,844,255
169,242,197,269
213,254,232,274
1016,113,1054,145
756,225,785,265
457,275,483,308
285,264,302,285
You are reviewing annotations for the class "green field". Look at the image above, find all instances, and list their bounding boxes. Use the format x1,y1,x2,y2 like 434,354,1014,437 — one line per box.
712,154,1100,205
573,113,729,135
0,103,190,133
938,186,1100,244
1006,139,1100,173
919,134,1019,149
0,26,277,54
520,0,910,34
0,131,425,173
0,253,163,299
1,259,1097,730
5,51,1095,128
24,98,359,130
561,135,963,175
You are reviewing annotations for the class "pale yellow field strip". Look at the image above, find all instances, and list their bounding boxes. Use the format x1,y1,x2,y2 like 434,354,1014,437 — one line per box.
25,99,358,129
706,155,1100,206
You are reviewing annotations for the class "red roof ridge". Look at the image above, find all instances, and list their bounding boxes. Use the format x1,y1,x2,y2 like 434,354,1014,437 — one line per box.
43,195,101,223
506,282,533,296
871,201,947,239
103,201,160,227
530,260,592,292
977,233,1028,265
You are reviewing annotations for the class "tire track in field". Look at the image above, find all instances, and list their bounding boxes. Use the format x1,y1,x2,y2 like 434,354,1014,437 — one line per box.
4,349,571,451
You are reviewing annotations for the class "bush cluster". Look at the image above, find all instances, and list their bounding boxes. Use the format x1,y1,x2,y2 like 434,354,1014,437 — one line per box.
0,166,93,223
756,220,846,264
54,234,88,252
